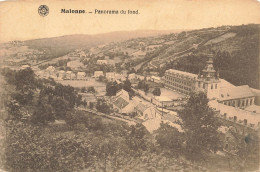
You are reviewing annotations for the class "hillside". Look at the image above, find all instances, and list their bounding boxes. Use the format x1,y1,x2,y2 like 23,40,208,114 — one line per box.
1,24,259,89
24,30,182,51
115,24,259,89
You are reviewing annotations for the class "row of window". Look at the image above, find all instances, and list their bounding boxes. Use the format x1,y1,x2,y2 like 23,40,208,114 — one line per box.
165,74,194,81
223,98,253,107
165,82,192,91
165,76,193,86
198,82,217,89
165,80,192,89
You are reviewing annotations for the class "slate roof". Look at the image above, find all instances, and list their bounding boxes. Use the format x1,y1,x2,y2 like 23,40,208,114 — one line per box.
166,69,197,78
135,103,148,113
113,97,129,109
219,85,254,101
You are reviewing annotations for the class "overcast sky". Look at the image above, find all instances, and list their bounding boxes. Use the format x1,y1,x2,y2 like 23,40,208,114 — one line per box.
0,0,260,43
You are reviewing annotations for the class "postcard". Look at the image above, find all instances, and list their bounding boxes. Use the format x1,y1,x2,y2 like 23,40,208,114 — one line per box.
0,0,260,171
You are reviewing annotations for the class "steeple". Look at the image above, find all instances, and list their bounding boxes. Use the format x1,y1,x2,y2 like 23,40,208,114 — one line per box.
201,54,216,79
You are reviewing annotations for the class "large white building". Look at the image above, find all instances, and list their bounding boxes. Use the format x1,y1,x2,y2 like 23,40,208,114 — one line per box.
164,56,260,135
163,55,257,105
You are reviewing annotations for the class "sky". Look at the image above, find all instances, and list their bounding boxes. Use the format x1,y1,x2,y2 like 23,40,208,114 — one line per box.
0,0,260,43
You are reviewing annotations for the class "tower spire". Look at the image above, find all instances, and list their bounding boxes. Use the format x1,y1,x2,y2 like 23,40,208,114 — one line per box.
201,53,216,79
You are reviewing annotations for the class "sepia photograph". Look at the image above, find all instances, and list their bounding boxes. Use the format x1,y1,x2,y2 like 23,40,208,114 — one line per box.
0,0,260,171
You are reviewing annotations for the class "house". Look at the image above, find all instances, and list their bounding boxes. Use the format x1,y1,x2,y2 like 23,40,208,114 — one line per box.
128,73,136,81
113,97,130,113
58,70,66,79
112,89,137,114
115,89,129,101
223,128,245,154
146,76,151,81
139,42,146,47
94,71,104,78
218,85,255,109
135,103,159,120
97,60,108,65
46,66,56,75
121,70,128,78
151,76,161,83
77,72,86,80
71,73,76,80
136,74,145,80
106,72,116,81
115,73,124,81
66,71,73,80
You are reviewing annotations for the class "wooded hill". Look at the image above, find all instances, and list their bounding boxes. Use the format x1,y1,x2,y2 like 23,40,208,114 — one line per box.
139,24,259,89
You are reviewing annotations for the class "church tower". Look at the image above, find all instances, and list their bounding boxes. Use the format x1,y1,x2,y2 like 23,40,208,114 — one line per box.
196,54,220,99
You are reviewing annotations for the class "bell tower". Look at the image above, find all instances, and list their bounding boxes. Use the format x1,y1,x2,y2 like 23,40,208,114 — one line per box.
196,54,220,99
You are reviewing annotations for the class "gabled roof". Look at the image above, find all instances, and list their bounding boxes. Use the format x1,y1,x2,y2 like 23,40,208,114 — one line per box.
113,97,129,109
135,103,148,113
166,69,197,78
219,85,254,101
115,89,129,101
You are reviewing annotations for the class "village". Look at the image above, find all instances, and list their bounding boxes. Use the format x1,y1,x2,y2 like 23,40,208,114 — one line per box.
15,41,260,155
1,24,260,171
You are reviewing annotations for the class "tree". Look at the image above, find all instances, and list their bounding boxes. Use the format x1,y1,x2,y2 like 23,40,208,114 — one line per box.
31,101,55,125
106,82,117,96
152,87,161,96
144,84,149,95
81,87,86,93
15,68,36,92
155,122,183,156
123,79,132,93
126,123,150,156
235,133,259,171
137,80,145,89
87,86,96,93
96,99,111,114
51,97,70,119
89,102,94,109
178,92,221,161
